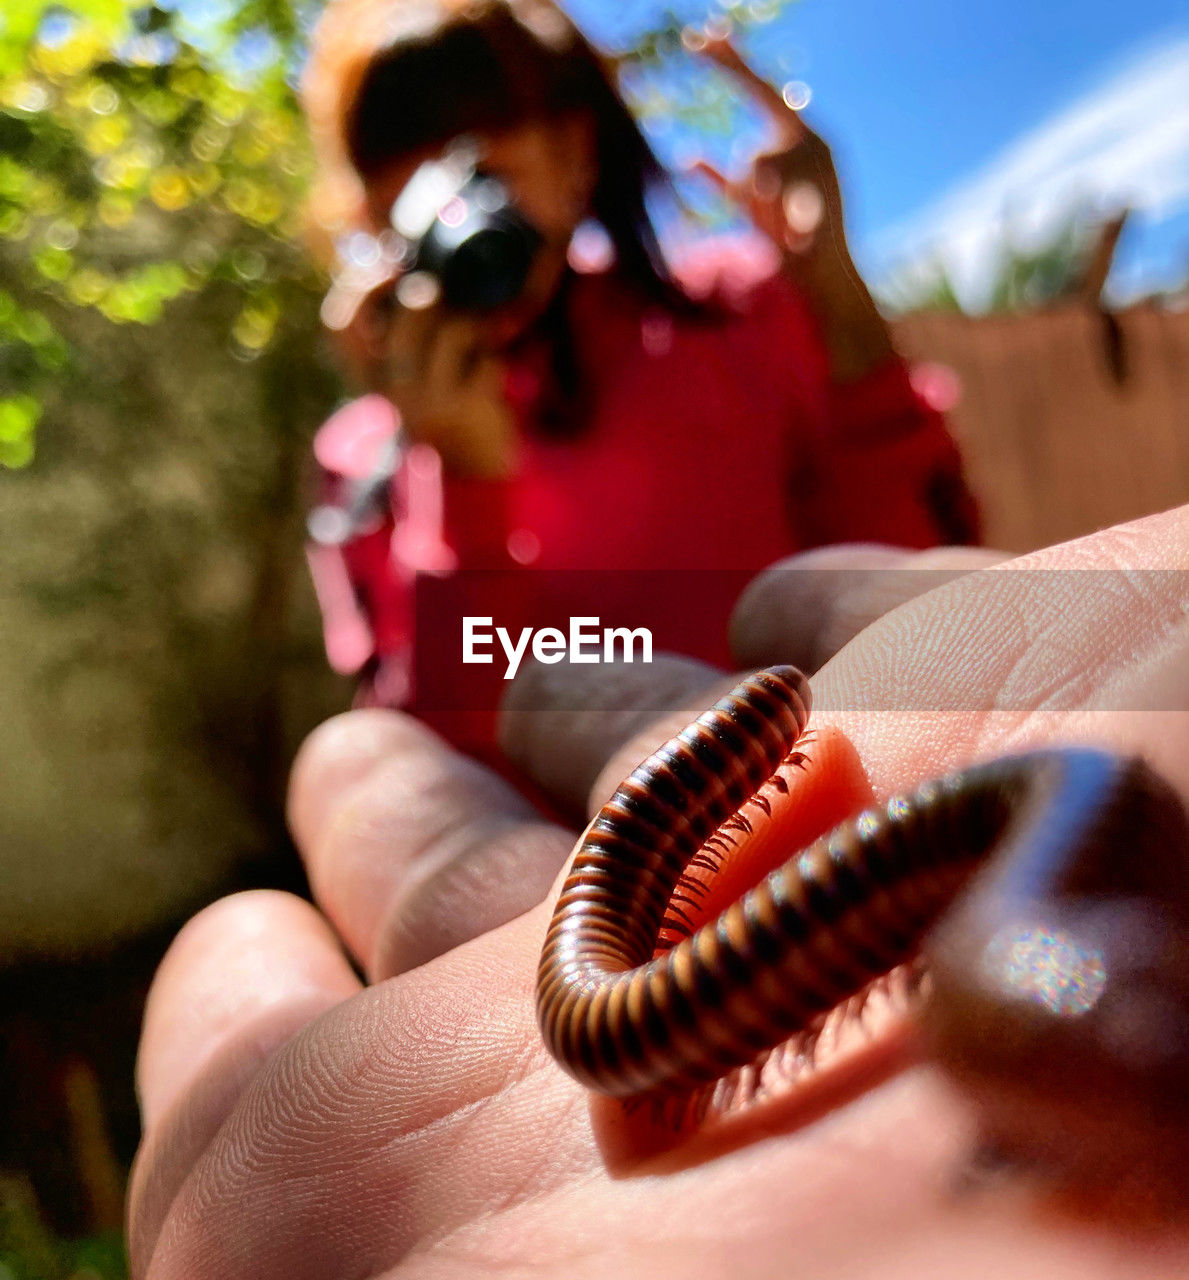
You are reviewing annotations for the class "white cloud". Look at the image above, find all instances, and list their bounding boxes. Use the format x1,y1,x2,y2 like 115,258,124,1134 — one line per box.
869,35,1189,307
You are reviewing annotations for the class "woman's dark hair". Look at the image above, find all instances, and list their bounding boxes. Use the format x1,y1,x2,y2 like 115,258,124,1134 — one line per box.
344,3,684,306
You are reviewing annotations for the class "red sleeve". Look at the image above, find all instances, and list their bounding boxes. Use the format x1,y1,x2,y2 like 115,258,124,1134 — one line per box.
796,354,983,550
716,256,982,552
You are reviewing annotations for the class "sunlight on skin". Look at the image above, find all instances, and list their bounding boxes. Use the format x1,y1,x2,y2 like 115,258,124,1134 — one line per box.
130,505,1189,1280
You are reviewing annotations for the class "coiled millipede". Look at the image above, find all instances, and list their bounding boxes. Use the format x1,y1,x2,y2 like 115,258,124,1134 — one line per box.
536,664,1189,1167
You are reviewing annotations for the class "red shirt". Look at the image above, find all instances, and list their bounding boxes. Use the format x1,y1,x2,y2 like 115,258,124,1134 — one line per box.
308,241,978,749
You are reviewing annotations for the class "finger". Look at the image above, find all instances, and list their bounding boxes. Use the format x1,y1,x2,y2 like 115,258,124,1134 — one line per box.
135,893,360,1131
687,157,774,222
382,287,446,386
498,653,731,814
320,263,398,335
393,269,442,313
130,890,361,1272
289,709,572,980
514,505,1189,833
287,709,415,857
730,544,1013,673
693,32,807,143
320,279,369,335
781,181,826,247
812,505,1189,794
422,313,484,396
131,912,575,1280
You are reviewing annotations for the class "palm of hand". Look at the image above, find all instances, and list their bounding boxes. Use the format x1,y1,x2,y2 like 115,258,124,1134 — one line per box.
130,506,1189,1278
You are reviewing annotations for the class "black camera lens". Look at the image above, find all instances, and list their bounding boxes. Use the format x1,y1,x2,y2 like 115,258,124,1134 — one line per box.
405,169,543,312
419,206,540,311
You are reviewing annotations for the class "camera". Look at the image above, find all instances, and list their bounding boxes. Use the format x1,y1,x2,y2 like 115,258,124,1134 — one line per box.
389,141,543,312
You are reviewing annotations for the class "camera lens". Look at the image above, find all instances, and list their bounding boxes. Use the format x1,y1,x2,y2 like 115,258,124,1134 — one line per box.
436,220,539,311
409,170,543,312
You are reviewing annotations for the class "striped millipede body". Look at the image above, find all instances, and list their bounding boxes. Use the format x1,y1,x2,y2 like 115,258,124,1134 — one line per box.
536,666,1189,1121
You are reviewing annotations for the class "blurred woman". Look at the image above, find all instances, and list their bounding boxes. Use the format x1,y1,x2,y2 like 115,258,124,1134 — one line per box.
301,0,980,747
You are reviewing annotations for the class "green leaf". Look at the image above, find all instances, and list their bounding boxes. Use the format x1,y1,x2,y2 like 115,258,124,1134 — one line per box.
0,394,41,443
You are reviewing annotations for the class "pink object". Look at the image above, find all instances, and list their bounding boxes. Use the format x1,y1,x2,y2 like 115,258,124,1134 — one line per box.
313,394,399,479
391,444,459,574
910,361,964,414
304,542,376,675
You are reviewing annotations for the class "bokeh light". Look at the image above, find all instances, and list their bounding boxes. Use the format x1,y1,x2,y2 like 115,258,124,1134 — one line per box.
981,921,1109,1018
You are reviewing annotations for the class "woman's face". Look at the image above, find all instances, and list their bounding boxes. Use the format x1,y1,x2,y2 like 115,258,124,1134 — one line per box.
362,112,599,347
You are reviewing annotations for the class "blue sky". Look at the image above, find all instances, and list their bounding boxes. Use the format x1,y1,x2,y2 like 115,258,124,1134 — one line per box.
565,0,1189,305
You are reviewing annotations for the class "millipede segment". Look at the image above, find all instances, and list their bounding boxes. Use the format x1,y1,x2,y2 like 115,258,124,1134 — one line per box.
536,666,1154,1099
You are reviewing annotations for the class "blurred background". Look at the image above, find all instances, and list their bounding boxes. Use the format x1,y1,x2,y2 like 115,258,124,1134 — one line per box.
0,0,1186,1272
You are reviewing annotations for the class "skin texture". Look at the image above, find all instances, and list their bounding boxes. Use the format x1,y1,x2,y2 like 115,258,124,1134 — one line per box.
129,503,1189,1279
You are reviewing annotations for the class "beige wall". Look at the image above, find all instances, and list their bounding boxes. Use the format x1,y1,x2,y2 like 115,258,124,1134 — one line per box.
894,303,1189,553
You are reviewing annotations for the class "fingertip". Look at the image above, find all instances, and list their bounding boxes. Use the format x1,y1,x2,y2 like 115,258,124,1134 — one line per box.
300,718,554,979
730,545,911,672
132,892,362,1272
138,890,359,1132
729,545,1011,673
287,708,427,856
694,29,737,63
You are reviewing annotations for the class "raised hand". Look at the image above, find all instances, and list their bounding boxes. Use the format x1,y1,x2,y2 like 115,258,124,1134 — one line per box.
321,253,517,479
684,27,895,380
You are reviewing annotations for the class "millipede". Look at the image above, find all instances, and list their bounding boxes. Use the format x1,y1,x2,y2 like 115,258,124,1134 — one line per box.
536,665,1189,1126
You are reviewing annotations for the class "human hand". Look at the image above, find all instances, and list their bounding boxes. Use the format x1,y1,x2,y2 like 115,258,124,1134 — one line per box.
684,28,895,381
322,258,516,478
727,542,1013,676
129,509,1189,1278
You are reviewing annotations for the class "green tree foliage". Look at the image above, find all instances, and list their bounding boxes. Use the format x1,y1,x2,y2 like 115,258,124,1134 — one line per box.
0,0,347,963
0,0,325,467
877,211,1116,315
0,1,802,464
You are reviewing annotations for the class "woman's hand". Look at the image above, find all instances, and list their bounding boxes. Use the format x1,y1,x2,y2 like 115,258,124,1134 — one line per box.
322,258,517,478
129,508,1189,1279
685,30,895,381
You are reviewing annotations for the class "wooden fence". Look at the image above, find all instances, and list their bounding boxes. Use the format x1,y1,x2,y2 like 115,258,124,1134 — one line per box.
893,302,1189,553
